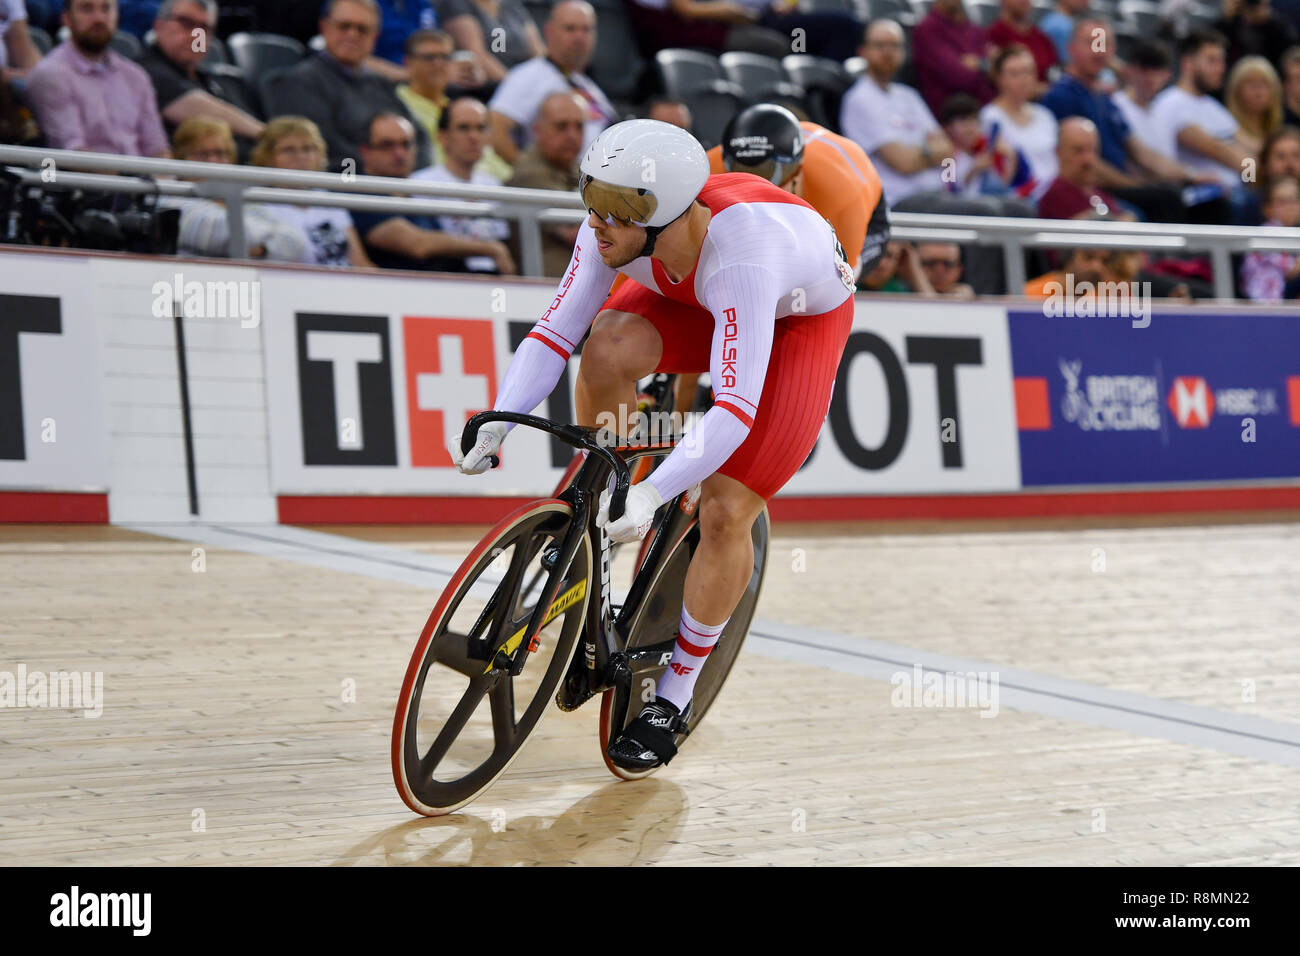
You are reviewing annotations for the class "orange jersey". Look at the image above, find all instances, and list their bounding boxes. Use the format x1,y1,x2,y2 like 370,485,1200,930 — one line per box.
707,121,885,274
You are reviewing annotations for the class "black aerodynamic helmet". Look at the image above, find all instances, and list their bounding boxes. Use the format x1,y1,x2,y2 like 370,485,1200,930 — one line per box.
720,104,805,187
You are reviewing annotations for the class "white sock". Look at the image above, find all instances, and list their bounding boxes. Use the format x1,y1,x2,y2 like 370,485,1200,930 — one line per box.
655,605,727,712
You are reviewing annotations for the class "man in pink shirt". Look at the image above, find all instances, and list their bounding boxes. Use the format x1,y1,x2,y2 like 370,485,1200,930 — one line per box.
24,0,170,156
911,0,996,116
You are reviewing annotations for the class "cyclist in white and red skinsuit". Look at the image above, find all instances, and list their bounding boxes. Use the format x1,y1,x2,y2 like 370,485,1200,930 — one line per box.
453,119,856,771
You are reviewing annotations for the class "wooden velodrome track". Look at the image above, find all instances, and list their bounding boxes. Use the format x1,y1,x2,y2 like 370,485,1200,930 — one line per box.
2,512,1298,866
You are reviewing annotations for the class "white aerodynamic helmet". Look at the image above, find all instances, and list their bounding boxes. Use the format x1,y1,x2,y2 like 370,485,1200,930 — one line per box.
578,119,709,230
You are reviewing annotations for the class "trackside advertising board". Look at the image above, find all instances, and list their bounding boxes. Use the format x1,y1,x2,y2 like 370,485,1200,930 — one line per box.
256,270,1021,498
1008,310,1300,486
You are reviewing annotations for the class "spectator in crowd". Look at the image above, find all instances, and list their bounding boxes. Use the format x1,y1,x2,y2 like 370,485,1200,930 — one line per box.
647,96,692,129
438,0,543,86
397,28,511,179
623,0,791,61
116,0,159,37
1261,122,1300,177
505,90,584,276
840,19,953,209
916,241,975,298
1105,247,1197,301
1037,117,1133,220
353,111,515,272
1281,46,1300,125
1240,123,1300,220
1215,0,1296,69
373,0,439,71
272,0,433,172
940,93,1023,196
1225,55,1283,153
984,0,1056,88
731,0,866,62
1152,30,1255,191
859,239,935,293
25,0,170,156
1,0,42,80
1240,175,1300,299
912,0,996,116
139,0,263,149
410,97,512,274
488,1,614,165
250,116,373,268
1038,0,1089,65
1022,246,1108,298
1042,19,1211,222
0,67,39,144
167,116,311,261
981,44,1059,200
1112,41,1176,159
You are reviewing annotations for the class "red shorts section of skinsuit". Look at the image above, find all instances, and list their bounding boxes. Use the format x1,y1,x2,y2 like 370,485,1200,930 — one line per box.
602,277,853,501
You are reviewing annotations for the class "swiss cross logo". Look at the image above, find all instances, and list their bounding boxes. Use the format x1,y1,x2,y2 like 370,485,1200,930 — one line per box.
669,662,694,676
1167,376,1215,428
403,317,498,466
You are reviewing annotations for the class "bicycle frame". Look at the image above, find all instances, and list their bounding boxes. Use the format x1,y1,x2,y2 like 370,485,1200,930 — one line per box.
460,410,695,696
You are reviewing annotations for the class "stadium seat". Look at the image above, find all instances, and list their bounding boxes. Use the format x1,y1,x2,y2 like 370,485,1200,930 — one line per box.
782,54,851,129
27,25,52,55
256,66,295,120
587,3,647,102
110,30,145,60
719,52,786,94
203,62,257,118
207,34,232,65
228,32,307,83
871,0,917,27
683,79,746,149
656,49,725,100
797,0,857,13
1117,0,1162,36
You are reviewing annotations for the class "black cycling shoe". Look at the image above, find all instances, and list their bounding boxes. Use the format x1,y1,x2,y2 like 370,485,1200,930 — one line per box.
555,653,596,712
606,697,691,771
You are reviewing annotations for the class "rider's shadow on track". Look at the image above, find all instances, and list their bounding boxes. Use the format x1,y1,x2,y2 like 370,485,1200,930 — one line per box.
333,778,689,866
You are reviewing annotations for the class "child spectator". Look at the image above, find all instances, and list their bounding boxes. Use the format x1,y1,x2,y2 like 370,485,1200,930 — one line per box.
1241,175,1300,300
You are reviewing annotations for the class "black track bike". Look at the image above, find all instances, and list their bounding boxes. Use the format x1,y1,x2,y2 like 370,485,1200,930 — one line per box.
391,400,769,816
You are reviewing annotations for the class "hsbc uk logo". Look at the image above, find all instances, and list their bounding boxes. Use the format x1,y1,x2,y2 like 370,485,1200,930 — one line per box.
1166,375,1281,429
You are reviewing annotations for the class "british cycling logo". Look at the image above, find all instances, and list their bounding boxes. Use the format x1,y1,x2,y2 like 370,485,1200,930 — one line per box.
50,886,151,936
1059,359,1161,431
1042,276,1151,328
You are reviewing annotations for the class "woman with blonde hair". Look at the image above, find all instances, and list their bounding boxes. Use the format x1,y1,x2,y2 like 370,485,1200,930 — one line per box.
1226,56,1283,154
168,116,310,262
251,116,372,268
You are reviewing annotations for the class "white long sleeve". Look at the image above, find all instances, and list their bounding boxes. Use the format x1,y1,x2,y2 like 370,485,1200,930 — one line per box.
491,219,615,427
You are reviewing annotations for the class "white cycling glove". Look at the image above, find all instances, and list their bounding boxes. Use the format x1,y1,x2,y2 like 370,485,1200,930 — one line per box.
450,421,508,475
597,482,663,543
